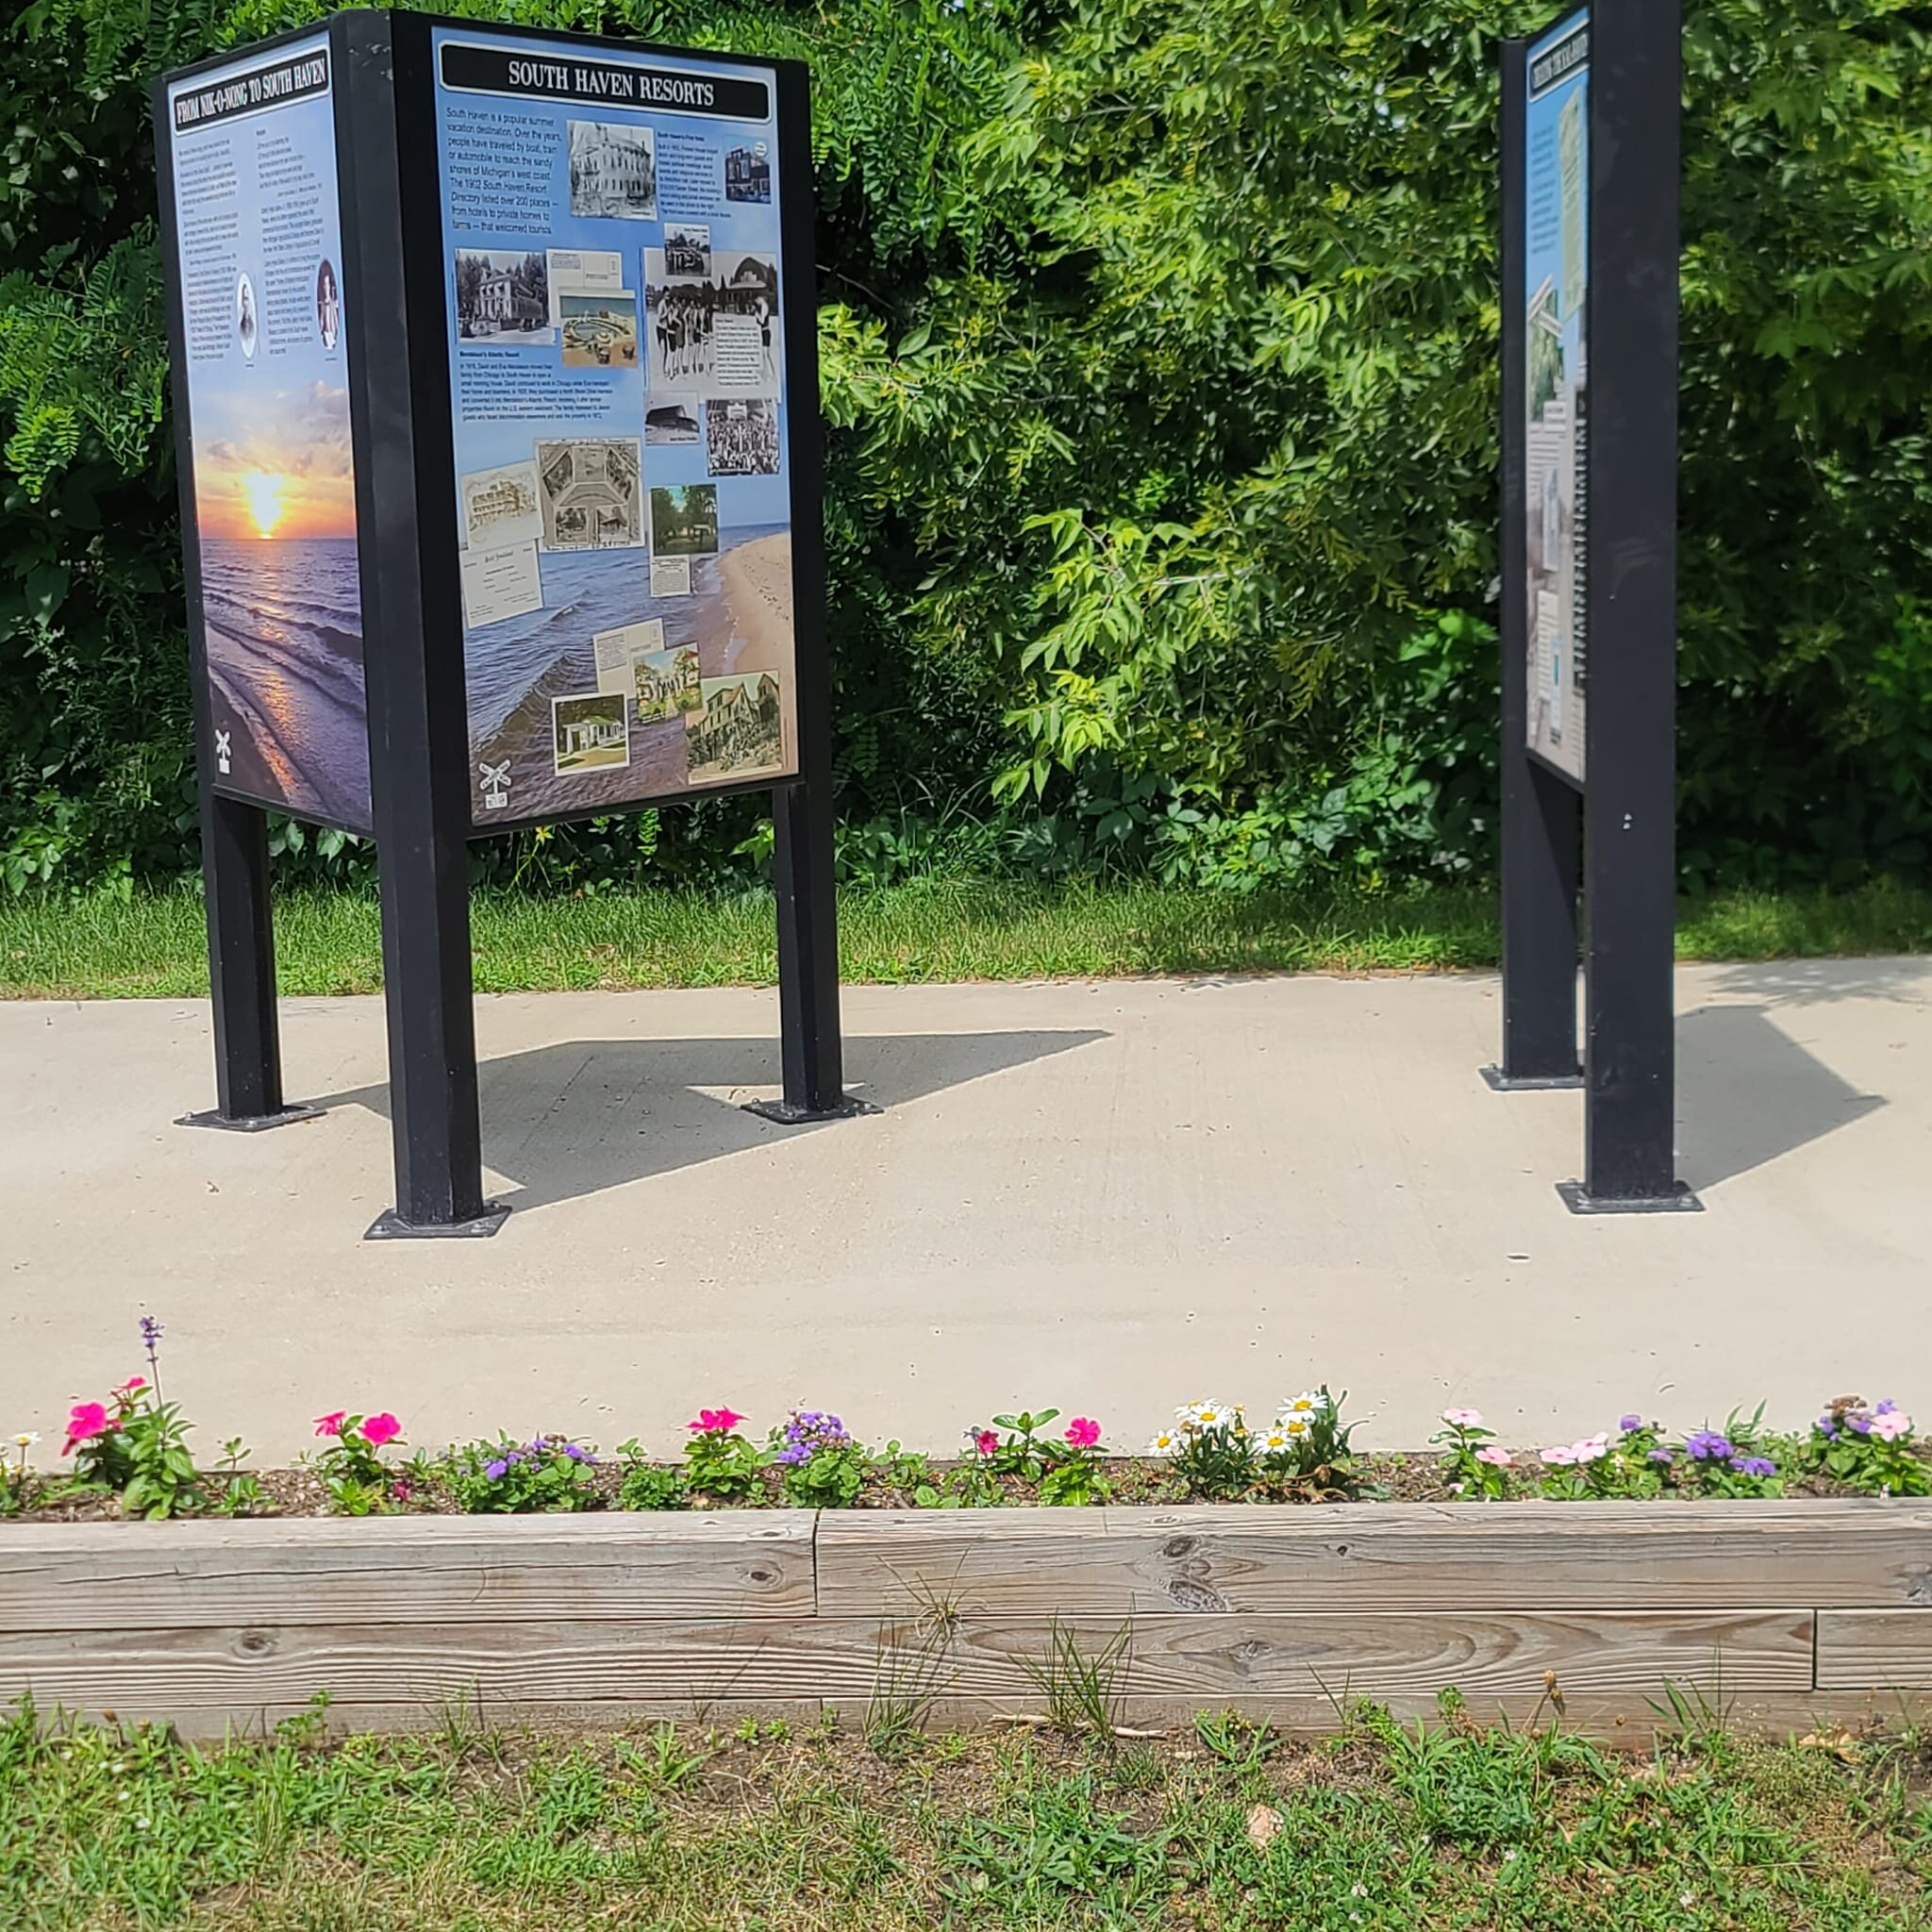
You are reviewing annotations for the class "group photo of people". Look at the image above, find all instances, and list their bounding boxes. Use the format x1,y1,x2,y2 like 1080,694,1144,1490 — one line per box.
642,249,780,393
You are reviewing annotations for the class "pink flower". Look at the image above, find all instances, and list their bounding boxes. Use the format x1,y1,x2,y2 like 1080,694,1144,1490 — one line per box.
1541,1443,1576,1467
1474,1445,1512,1467
112,1376,147,1399
313,1411,346,1439
360,1413,403,1449
689,1407,745,1435
390,1479,414,1504
1441,1407,1485,1428
1872,1411,1913,1442
1573,1435,1610,1464
974,1428,999,1458
1064,1418,1101,1449
61,1402,109,1456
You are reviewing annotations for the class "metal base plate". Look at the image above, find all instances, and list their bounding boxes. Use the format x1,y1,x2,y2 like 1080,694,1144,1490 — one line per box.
742,1094,882,1126
1480,1065,1583,1092
1557,1179,1704,1216
176,1103,325,1133
365,1202,511,1241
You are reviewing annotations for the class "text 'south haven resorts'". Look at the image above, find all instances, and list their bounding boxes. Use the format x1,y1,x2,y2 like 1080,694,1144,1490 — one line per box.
435,30,796,826
167,37,372,830
1523,11,1589,787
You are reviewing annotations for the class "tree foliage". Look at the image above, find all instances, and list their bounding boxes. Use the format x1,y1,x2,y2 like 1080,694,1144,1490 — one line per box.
2,0,1929,894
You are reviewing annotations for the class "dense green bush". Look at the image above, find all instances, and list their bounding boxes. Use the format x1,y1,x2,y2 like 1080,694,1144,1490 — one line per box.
3,0,1928,895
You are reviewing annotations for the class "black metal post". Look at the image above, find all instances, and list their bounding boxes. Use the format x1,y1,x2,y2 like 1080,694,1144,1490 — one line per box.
745,62,872,1127
339,11,503,1237
181,794,317,1130
1486,35,1581,1094
1562,0,1697,1212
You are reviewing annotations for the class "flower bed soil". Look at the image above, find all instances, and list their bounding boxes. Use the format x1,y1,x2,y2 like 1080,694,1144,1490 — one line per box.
0,1450,1872,1525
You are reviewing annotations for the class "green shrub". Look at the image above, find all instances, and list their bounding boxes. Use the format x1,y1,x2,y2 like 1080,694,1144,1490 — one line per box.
4,0,1929,894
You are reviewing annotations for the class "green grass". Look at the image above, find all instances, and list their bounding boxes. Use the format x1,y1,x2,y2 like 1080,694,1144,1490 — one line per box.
0,877,1927,998
6,1699,1932,1928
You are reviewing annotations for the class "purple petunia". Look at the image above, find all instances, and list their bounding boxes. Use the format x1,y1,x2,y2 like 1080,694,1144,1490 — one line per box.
484,1458,508,1480
1731,1456,1776,1478
1647,1449,1674,1465
1619,1414,1644,1435
1684,1431,1735,1462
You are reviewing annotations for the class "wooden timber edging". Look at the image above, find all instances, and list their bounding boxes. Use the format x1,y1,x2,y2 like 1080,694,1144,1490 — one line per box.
5,1501,1932,1740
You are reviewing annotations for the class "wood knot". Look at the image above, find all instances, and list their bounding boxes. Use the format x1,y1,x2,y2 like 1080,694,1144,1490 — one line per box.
237,1630,274,1657
1166,1576,1231,1614
1162,1536,1199,1559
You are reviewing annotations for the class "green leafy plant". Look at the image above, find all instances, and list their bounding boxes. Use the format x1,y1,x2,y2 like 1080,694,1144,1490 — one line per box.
443,1434,599,1513
57,1316,227,1519
1153,1402,1257,1501
770,1409,869,1509
310,1409,407,1516
966,1408,1064,1483
614,1441,689,1511
869,1441,940,1506
1037,1416,1109,1507
1255,1388,1357,1496
1430,1407,1515,1501
1670,1409,1786,1500
683,1407,765,1502
1808,1395,1932,1498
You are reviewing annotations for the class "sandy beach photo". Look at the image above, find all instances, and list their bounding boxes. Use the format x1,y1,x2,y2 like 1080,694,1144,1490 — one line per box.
716,529,793,677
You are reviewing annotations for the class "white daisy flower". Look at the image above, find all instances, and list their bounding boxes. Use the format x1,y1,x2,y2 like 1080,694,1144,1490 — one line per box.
1257,1425,1294,1455
1281,1390,1329,1416
11,1431,39,1449
1281,1416,1311,1438
1146,1428,1181,1456
1181,1401,1234,1429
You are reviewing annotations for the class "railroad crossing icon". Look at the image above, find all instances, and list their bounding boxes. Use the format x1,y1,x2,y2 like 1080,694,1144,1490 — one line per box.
478,758,512,809
214,729,231,774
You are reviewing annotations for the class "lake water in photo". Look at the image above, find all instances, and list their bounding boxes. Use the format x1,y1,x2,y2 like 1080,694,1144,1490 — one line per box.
199,537,371,829
465,524,783,823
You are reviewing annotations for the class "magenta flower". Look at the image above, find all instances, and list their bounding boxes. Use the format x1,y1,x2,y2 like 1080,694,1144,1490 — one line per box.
1064,1418,1101,1449
61,1402,109,1456
313,1411,346,1439
689,1407,745,1435
361,1413,403,1449
974,1428,999,1458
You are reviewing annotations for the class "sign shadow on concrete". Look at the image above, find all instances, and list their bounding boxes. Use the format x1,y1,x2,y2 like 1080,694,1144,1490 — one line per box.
1674,1003,1884,1193
309,1027,1107,1211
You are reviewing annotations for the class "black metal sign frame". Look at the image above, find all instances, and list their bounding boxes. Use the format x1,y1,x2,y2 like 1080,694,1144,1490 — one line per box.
1491,0,1699,1213
156,9,866,1239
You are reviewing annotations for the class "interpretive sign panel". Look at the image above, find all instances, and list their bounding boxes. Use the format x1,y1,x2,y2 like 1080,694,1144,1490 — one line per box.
1523,9,1589,786
164,36,372,831
431,27,799,826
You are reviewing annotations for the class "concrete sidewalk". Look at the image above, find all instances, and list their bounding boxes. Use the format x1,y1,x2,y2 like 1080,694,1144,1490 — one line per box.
3,960,1925,1463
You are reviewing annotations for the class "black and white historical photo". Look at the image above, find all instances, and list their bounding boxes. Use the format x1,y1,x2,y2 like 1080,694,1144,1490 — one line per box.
568,119,657,220
454,249,551,341
536,438,643,550
704,396,779,476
